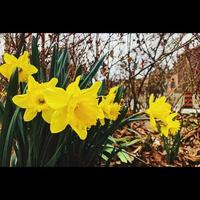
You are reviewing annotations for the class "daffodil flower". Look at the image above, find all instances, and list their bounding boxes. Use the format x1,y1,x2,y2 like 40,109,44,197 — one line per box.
43,76,104,140
99,86,121,125
12,76,58,122
145,94,171,132
160,113,180,137
0,51,38,82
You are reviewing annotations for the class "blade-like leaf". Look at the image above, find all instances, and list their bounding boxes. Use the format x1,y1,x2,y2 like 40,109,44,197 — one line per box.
0,100,5,123
114,86,125,103
121,138,142,148
30,36,40,81
49,44,58,79
117,151,128,163
80,54,107,89
44,144,64,167
98,79,106,96
0,69,19,164
2,107,20,166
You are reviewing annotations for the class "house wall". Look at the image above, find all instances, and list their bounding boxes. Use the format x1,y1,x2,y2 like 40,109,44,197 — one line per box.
166,93,200,112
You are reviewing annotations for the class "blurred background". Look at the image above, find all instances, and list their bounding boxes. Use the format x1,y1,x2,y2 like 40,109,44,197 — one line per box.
1,33,200,113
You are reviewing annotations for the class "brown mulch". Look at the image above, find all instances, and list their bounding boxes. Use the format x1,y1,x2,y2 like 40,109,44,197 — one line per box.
111,113,200,167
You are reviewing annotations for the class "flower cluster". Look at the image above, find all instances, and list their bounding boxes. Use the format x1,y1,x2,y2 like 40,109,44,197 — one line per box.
145,94,180,137
0,52,121,140
0,51,37,82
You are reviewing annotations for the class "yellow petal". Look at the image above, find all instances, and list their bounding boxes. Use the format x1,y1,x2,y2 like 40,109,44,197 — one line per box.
44,87,67,109
47,77,58,87
145,108,151,115
171,120,180,135
50,109,68,133
4,53,17,64
156,96,166,104
98,107,105,119
109,86,119,94
160,125,169,137
149,94,154,106
168,113,178,120
149,115,158,132
109,103,120,120
12,94,30,108
26,64,38,74
0,64,10,80
166,116,180,135
100,101,110,114
18,51,29,63
70,121,87,140
106,86,119,103
66,76,81,94
74,75,81,84
23,108,37,121
27,76,40,91
42,108,54,123
82,81,102,96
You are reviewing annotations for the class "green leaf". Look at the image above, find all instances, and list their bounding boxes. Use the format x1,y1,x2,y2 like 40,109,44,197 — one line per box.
121,138,142,148
30,36,41,81
120,112,147,126
104,147,114,154
107,136,116,143
16,112,26,147
49,44,58,79
98,79,106,96
0,69,19,164
44,144,64,167
162,136,170,155
121,151,133,163
101,154,109,161
51,47,69,88
61,75,68,88
114,86,125,103
11,144,18,167
113,136,132,143
59,47,69,74
105,147,122,166
75,66,83,78
0,100,5,123
117,151,128,163
171,133,181,159
13,141,21,166
2,107,20,166
14,111,28,166
56,51,65,78
80,54,107,89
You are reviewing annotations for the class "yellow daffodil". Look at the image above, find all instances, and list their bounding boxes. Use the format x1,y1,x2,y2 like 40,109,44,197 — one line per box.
160,113,180,137
0,51,38,82
43,76,104,140
145,94,171,131
12,76,58,122
99,86,121,125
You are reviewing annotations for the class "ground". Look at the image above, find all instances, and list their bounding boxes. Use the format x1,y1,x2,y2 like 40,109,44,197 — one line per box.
108,112,200,167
